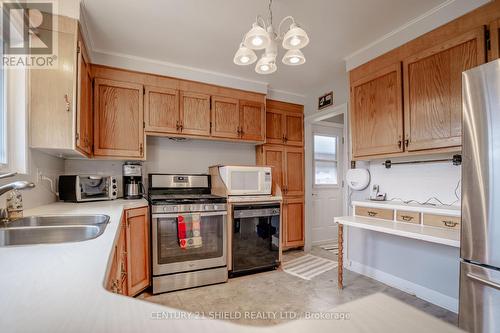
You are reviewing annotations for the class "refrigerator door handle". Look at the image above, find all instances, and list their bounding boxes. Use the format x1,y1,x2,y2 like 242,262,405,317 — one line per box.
467,272,500,291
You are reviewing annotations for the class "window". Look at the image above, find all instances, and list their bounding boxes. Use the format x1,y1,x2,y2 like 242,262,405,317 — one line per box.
313,134,338,186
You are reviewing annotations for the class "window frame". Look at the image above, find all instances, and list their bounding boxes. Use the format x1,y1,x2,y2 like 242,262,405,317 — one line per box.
312,132,340,188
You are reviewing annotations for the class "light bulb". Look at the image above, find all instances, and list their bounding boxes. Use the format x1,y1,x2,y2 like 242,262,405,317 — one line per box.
290,37,301,47
240,56,250,64
252,36,263,46
260,64,270,72
289,56,300,64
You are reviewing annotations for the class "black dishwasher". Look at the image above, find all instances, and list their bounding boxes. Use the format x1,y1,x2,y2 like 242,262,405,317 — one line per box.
231,203,280,277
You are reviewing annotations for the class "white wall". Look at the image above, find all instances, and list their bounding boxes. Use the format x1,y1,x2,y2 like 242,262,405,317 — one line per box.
64,136,257,196
0,150,64,210
345,157,462,312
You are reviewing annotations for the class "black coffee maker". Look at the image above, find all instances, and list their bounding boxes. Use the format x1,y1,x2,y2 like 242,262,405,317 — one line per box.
122,162,144,199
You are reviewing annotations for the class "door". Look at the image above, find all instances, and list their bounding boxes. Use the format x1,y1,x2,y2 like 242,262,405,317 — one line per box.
265,108,285,144
211,96,240,139
284,112,304,146
240,100,265,141
180,91,211,136
76,38,92,156
462,60,500,269
403,27,485,151
284,147,304,196
311,125,343,244
459,261,500,333
259,145,285,195
152,212,227,275
351,63,404,158
125,207,150,296
144,86,179,134
284,197,304,247
94,78,144,159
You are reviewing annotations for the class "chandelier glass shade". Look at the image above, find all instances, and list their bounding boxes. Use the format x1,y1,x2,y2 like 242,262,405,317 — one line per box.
233,0,309,74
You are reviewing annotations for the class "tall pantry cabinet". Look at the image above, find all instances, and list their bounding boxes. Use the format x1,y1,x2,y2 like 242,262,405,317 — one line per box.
257,100,305,249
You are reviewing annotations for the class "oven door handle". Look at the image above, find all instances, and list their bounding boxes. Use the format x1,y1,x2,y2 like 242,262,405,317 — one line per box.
152,211,227,218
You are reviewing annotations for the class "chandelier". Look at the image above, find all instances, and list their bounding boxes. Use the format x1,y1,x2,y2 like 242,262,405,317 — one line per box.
233,0,309,74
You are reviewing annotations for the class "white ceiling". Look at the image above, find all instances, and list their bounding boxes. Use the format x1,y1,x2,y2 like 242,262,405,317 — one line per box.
82,0,448,96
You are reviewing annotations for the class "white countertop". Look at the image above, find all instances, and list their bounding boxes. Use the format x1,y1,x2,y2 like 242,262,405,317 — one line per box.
352,200,461,217
0,200,462,332
227,195,283,203
335,215,460,247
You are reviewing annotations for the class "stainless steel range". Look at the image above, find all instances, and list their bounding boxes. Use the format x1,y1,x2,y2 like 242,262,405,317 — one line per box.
149,174,228,294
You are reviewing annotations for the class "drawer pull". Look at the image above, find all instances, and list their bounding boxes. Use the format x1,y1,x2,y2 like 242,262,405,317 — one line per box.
367,211,378,217
443,221,459,228
401,215,414,222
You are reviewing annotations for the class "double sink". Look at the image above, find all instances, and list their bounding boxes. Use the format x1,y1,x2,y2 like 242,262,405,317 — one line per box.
0,215,110,246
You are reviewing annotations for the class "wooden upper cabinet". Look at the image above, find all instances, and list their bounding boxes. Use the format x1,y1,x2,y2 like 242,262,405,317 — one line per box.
284,147,304,196
283,198,305,247
489,19,500,62
265,99,304,146
284,113,303,146
266,108,285,144
403,27,486,152
30,29,75,151
211,96,240,139
94,78,145,159
240,100,265,141
351,63,404,158
144,86,179,134
258,145,285,194
125,206,150,296
76,36,93,157
180,91,211,136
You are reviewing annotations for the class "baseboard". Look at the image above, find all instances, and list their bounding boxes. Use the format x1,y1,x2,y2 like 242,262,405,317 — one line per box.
347,260,458,313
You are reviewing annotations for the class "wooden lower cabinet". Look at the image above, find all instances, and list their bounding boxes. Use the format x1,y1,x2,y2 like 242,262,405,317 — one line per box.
283,197,305,248
107,206,150,296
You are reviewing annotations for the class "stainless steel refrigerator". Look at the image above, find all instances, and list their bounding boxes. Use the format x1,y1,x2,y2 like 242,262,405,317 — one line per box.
460,59,500,332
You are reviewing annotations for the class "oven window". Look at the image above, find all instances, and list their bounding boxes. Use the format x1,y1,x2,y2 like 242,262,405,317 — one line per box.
231,171,259,191
156,215,223,264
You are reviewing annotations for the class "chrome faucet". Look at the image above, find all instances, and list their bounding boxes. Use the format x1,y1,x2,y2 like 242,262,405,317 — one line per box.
0,173,35,222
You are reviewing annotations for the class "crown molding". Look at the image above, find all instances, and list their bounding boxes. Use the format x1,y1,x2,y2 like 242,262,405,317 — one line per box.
344,0,491,71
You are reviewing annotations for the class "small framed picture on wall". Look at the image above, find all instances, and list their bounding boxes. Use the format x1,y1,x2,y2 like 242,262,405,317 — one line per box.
318,91,334,110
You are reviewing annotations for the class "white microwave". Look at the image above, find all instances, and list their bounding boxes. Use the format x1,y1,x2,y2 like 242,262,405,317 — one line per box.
216,166,272,196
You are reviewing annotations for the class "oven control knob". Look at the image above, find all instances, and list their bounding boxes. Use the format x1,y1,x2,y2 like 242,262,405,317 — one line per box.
204,205,211,211
190,205,196,211
172,206,178,212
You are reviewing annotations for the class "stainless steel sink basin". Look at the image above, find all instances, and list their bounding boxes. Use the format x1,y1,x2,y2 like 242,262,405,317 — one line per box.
0,215,110,246
5,214,109,227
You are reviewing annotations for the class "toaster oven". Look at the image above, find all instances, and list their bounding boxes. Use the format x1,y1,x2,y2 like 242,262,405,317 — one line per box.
58,175,118,202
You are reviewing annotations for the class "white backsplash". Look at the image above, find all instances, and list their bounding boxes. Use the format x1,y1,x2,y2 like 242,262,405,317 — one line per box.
0,150,64,210
64,136,257,196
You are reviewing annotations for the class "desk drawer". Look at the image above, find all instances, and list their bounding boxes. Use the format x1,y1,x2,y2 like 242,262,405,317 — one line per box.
355,206,394,220
396,210,420,224
423,214,460,230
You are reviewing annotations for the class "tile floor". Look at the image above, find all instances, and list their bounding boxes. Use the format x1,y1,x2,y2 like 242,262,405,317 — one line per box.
139,247,457,326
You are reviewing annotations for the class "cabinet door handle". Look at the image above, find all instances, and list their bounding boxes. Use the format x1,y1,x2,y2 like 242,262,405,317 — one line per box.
180,121,184,132
139,143,143,156
443,220,459,228
404,139,409,147
64,94,70,112
176,121,180,131
367,211,378,217
401,215,413,222
398,140,402,149
282,135,286,143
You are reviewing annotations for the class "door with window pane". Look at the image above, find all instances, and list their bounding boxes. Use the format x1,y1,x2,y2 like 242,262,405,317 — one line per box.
311,125,343,244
